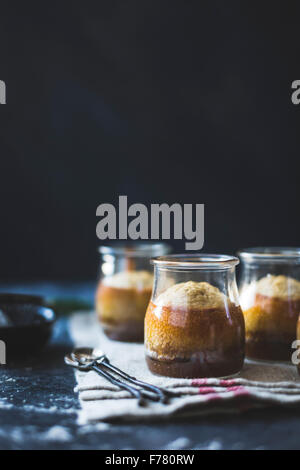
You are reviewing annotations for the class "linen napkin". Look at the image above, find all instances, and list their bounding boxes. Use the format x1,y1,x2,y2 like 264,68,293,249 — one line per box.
70,312,300,424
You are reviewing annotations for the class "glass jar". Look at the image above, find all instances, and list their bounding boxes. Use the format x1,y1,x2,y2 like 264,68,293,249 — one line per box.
238,247,300,361
144,254,245,378
96,243,171,342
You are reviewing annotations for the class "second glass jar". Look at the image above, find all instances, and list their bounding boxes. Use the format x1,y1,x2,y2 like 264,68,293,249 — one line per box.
96,243,170,342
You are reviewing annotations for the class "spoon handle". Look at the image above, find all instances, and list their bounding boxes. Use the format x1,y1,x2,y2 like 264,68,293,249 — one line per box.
91,364,145,405
100,359,169,403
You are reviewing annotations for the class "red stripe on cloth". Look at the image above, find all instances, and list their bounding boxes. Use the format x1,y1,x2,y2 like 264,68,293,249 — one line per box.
192,378,239,387
197,385,249,398
219,379,237,387
198,387,216,394
227,386,250,396
192,378,208,386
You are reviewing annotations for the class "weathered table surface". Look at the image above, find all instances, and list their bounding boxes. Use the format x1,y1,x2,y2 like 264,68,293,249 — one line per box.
0,283,300,450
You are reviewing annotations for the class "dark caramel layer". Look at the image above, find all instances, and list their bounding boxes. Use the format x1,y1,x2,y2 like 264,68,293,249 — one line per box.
102,319,144,343
146,348,244,379
246,340,292,361
246,332,295,361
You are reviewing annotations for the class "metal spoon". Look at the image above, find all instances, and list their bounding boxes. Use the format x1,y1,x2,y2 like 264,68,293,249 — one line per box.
65,348,172,405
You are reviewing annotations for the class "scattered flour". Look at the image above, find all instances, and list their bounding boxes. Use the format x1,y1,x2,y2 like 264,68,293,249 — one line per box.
164,437,191,450
41,426,72,442
78,422,111,434
193,439,223,450
0,309,11,326
0,401,14,410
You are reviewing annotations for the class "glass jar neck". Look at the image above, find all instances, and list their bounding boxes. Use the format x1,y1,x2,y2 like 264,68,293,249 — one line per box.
98,243,171,278
99,243,171,258
152,261,240,306
151,254,239,271
238,247,300,266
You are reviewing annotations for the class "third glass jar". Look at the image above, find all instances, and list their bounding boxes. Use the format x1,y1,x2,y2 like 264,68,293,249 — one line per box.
238,247,300,361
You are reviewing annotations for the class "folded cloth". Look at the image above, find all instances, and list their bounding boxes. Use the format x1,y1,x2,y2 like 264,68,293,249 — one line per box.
70,312,300,424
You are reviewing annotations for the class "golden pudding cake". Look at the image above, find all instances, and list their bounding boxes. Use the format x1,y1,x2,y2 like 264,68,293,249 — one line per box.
242,275,300,360
145,281,245,378
96,270,153,342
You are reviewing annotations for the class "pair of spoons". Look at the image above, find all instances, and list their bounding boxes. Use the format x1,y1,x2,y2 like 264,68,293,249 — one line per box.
65,348,175,405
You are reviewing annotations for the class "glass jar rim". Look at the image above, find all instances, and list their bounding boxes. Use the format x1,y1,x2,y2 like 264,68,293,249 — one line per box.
238,247,300,263
151,254,239,270
98,242,171,258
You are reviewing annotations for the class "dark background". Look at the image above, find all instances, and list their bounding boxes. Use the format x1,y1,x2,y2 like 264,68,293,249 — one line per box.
0,0,299,281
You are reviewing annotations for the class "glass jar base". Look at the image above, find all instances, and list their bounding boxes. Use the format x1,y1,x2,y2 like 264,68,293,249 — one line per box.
246,338,293,362
145,352,244,379
101,321,144,343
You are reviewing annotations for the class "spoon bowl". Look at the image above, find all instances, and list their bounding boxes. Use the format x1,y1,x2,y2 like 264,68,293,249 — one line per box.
65,347,106,370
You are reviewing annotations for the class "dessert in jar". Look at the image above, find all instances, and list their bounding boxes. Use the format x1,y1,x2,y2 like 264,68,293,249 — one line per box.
96,243,170,342
145,255,245,378
238,248,300,361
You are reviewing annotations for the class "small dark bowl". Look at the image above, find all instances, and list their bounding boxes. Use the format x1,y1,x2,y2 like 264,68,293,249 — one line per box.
0,293,56,361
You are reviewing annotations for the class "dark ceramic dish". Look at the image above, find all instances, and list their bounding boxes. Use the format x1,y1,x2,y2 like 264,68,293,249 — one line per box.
0,293,56,359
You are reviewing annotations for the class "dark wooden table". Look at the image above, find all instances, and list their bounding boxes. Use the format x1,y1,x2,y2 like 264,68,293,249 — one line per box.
0,283,300,450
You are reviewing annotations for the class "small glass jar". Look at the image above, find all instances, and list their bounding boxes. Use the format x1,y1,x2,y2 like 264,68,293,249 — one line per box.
238,247,300,361
144,254,245,378
96,243,171,342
